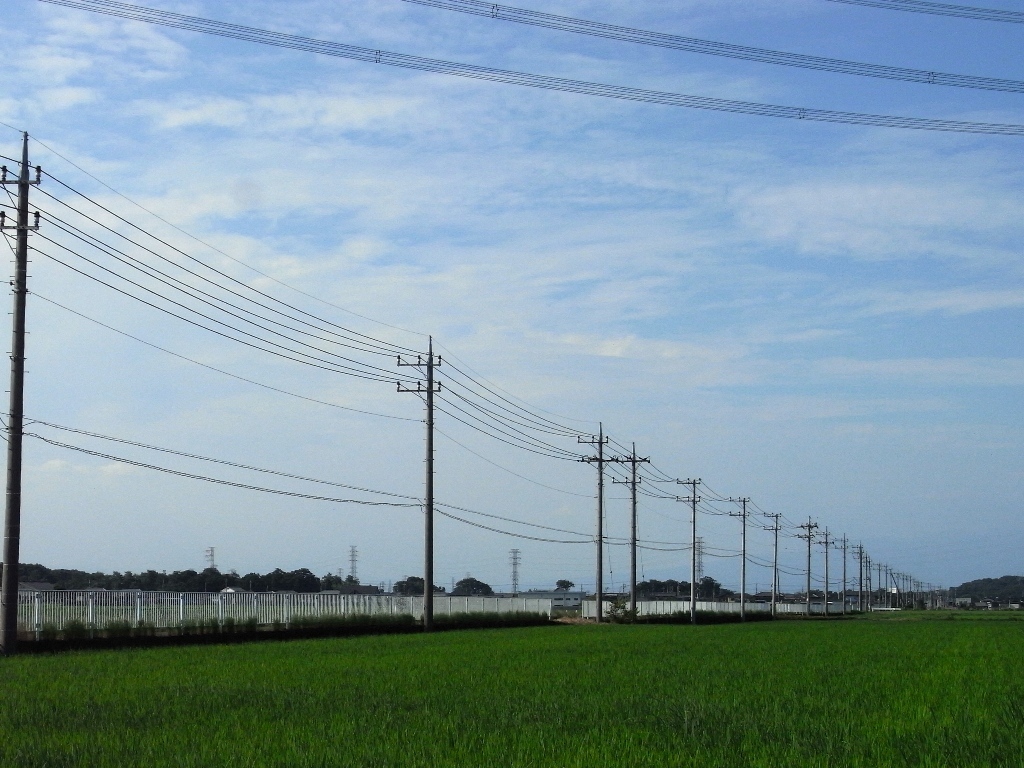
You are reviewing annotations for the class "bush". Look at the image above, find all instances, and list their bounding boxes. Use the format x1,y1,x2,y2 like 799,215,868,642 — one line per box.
62,620,88,641
242,616,259,633
180,619,198,636
105,620,133,638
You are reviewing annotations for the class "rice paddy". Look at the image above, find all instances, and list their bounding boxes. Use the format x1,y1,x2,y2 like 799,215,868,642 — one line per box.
0,613,1020,767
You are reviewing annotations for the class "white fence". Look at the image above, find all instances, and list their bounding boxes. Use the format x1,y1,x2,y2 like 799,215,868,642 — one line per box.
582,599,837,618
16,591,553,636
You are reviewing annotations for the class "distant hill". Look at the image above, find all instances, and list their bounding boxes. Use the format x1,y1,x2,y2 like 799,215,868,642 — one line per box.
952,575,1024,603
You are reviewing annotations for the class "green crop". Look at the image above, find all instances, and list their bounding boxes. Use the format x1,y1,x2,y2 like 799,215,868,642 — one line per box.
0,613,1019,767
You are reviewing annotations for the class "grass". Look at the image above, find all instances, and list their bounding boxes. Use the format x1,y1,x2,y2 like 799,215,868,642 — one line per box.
0,613,1021,767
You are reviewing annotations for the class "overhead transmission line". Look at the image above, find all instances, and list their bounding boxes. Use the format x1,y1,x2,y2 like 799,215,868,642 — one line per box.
39,0,1024,135
404,0,1024,93
825,0,1024,24
33,220,408,381
1,134,425,340
36,174,416,356
29,419,688,546
30,293,419,421
28,419,422,501
28,173,592,457
29,434,422,507
433,339,596,427
32,238,415,383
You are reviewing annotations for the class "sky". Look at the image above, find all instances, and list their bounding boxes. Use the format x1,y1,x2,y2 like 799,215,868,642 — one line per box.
0,0,1022,594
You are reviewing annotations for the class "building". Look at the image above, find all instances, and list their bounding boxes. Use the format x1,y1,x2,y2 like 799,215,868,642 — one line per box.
518,590,585,609
19,581,55,592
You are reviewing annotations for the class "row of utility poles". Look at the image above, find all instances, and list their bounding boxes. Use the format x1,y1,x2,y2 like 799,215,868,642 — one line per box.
0,134,942,655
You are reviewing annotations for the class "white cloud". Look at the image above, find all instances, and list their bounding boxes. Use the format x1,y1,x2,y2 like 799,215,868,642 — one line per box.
818,357,1024,386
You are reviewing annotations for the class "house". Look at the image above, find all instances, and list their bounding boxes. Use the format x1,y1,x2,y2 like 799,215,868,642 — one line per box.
220,587,250,593
334,584,383,595
19,581,55,592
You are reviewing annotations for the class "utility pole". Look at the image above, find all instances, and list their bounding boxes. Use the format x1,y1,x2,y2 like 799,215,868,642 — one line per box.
398,336,441,631
877,563,884,609
764,514,781,617
840,536,848,615
509,549,521,596
0,133,40,656
579,425,609,623
855,544,864,612
610,443,648,616
676,479,701,623
727,498,750,620
349,545,359,583
797,518,818,616
865,553,872,610
822,528,830,617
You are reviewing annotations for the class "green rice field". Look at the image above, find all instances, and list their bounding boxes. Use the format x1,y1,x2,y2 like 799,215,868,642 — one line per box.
1,613,1021,767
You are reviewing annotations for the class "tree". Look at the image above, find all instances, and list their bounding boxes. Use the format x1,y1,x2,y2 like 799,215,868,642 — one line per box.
393,576,445,595
555,579,575,591
636,578,689,596
451,577,493,596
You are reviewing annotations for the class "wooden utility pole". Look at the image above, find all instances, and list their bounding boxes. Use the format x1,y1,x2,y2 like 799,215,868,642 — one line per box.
0,133,39,656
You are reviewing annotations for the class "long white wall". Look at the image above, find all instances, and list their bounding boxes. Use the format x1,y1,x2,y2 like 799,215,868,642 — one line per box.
15,590,553,635
581,599,837,618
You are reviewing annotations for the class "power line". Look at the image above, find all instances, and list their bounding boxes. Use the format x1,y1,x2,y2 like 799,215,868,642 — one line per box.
33,242,415,383
35,209,408,377
39,170,420,353
825,0,1024,24
405,0,1024,93
41,0,1024,135
35,190,404,358
27,419,422,501
30,293,419,421
433,340,595,427
29,433,421,507
18,138,425,340
434,426,592,497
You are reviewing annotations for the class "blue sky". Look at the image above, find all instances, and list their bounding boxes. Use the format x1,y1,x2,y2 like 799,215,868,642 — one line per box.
1,0,1022,593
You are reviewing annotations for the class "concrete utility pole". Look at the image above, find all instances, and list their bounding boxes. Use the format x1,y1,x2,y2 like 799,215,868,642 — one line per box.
678,479,701,623
610,443,648,616
579,426,609,623
398,336,441,631
797,518,818,617
727,498,750,620
877,563,884,609
822,528,830,617
764,514,781,617
865,554,872,611
0,133,39,656
855,543,864,612
841,536,848,615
